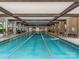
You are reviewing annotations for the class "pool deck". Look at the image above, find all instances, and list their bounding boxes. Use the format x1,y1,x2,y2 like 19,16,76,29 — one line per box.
48,32,79,46
59,36,79,45
0,33,25,42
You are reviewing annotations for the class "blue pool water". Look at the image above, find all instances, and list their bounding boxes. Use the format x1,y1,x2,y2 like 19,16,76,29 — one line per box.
0,33,79,59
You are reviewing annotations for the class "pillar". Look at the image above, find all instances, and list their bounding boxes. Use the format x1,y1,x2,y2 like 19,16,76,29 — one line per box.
13,21,17,34
4,18,8,36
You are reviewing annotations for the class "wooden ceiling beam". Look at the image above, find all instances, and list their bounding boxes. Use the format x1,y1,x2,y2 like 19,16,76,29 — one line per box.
0,7,28,25
48,2,79,25
9,19,66,22
9,19,52,21
0,14,79,17
54,2,79,20
0,7,22,21
0,0,78,2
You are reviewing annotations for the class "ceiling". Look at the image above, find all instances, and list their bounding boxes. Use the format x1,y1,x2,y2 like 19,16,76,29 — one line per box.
0,2,73,14
0,2,79,26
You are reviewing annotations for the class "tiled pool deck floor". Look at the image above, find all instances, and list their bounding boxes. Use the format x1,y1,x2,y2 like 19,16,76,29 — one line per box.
48,32,79,46
59,36,79,45
0,33,25,42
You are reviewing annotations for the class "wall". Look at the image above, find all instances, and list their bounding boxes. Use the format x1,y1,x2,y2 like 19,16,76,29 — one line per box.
58,21,66,34
67,17,77,34
27,26,49,32
49,21,66,36
66,17,79,37
78,17,79,38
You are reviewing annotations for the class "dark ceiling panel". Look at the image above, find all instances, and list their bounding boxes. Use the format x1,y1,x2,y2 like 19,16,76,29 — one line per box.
0,0,78,2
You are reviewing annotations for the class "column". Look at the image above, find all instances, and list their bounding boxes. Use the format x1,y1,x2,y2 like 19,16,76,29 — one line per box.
13,21,16,34
4,18,8,36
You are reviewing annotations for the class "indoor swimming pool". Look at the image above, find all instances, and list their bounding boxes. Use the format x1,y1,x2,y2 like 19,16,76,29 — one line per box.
0,33,79,59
